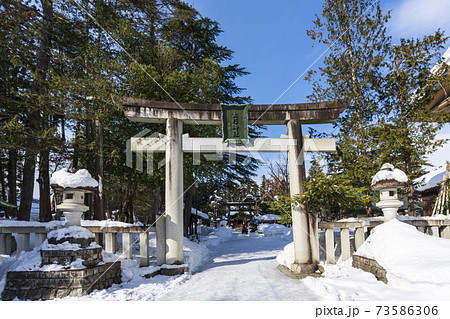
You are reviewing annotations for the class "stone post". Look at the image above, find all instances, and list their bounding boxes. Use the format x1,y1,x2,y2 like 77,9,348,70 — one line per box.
35,233,47,248
0,234,6,255
287,119,317,274
340,228,351,261
156,213,166,266
122,232,133,259
16,233,30,255
325,228,335,264
139,232,149,267
105,232,115,253
165,117,184,264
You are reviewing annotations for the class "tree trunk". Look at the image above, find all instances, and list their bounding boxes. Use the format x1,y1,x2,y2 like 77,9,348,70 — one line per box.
7,149,17,218
125,175,134,224
405,159,414,216
93,118,104,220
38,149,51,221
19,0,53,221
0,158,6,201
72,120,81,169
184,188,193,237
151,188,160,225
19,149,37,220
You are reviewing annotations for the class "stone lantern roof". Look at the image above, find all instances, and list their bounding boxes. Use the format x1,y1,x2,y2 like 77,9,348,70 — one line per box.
371,163,408,191
50,168,98,192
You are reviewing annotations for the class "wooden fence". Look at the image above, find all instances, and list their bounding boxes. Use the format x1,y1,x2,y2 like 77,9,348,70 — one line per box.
318,219,450,264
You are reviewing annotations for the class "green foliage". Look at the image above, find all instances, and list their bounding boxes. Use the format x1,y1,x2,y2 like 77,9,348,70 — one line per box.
264,158,371,224
305,0,391,216
0,0,259,221
306,0,449,216
300,159,372,221
376,33,449,213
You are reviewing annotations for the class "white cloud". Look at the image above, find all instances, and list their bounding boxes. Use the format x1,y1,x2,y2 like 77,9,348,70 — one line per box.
389,0,450,38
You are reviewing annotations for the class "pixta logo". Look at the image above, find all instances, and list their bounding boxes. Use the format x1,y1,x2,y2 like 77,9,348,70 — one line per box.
126,129,310,175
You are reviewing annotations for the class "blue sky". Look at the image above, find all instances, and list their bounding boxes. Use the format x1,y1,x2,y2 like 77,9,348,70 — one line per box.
184,0,450,181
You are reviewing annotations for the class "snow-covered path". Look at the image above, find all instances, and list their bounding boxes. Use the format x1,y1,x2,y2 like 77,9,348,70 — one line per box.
157,233,319,301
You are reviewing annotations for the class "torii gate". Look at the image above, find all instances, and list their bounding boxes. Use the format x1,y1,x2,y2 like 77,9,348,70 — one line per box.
122,98,345,275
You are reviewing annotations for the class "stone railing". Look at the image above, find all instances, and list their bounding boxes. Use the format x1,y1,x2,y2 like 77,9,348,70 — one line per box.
318,218,450,264
0,223,155,267
84,225,155,267
0,226,49,256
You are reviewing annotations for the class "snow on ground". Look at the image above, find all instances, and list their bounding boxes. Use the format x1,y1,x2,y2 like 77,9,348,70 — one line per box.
156,233,317,301
355,219,450,284
2,220,450,301
278,219,450,301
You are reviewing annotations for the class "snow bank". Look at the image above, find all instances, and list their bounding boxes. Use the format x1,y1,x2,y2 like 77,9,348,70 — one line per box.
50,168,98,188
183,239,210,273
257,223,290,238
200,226,233,248
276,242,294,269
371,163,408,186
255,214,281,222
355,219,450,284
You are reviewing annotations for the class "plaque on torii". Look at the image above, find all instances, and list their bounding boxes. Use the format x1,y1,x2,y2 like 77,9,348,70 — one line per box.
122,97,346,275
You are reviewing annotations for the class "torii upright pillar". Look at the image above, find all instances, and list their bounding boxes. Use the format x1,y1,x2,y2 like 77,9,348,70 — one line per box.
287,119,319,274
165,117,184,264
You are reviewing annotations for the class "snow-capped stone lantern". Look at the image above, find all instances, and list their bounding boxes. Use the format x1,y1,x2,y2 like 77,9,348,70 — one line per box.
50,168,98,227
371,163,407,222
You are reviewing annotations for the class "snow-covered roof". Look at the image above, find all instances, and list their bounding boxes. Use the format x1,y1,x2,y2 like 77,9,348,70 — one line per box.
191,208,209,220
371,163,407,188
414,166,447,192
50,168,98,189
255,214,281,222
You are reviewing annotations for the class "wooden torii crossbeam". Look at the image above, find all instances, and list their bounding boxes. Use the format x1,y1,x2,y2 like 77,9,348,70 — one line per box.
122,98,345,124
122,97,346,275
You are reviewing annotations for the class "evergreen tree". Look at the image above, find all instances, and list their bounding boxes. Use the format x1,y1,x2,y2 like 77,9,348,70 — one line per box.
377,33,449,214
306,0,390,216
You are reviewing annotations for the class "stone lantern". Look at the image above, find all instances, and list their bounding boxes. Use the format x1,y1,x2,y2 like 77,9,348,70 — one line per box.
371,163,407,222
50,168,98,227
57,190,90,226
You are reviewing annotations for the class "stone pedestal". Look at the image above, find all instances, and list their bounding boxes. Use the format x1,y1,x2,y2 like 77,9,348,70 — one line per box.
1,226,121,301
1,263,121,300
160,264,188,276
